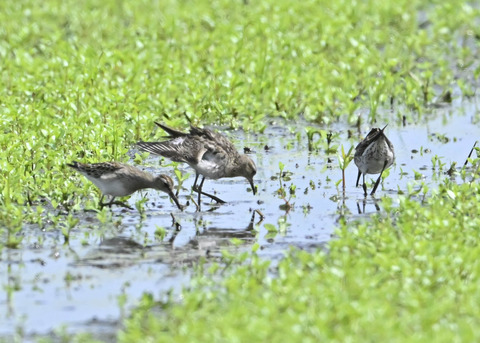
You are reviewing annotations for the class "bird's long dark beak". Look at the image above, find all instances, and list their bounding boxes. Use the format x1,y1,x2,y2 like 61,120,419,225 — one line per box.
381,124,388,132
249,178,256,195
169,191,185,211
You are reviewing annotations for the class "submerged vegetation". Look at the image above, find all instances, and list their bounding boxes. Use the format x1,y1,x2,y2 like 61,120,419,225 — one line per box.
0,0,479,340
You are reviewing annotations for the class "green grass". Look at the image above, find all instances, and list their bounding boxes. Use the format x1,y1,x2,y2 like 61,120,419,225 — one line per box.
0,0,479,340
120,179,480,342
0,0,478,224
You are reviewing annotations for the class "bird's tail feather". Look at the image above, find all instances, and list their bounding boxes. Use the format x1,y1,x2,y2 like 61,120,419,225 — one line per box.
154,122,187,138
66,161,80,169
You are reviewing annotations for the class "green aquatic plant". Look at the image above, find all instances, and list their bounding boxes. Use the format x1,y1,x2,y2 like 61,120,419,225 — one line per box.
446,162,458,177
120,180,480,342
60,213,79,244
154,226,167,241
275,162,295,211
0,0,479,339
0,0,477,229
413,169,424,180
305,127,339,154
172,165,191,197
337,144,355,192
134,197,148,217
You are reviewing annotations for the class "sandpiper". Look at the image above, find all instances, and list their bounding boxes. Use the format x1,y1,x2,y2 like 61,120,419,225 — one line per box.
137,122,257,209
67,161,184,210
354,125,395,196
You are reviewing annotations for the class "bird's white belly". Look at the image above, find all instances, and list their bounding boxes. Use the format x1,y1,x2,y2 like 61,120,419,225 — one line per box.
194,160,223,179
356,141,394,175
87,176,131,196
363,157,390,174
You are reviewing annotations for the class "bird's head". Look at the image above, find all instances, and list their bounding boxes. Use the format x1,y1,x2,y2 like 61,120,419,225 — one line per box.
154,174,184,210
234,155,257,195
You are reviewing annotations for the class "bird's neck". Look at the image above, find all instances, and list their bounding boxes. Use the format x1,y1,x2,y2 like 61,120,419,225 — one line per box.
225,157,243,177
132,174,157,192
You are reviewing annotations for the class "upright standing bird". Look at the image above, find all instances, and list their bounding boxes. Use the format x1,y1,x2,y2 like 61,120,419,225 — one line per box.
67,161,184,210
137,122,257,209
354,125,395,196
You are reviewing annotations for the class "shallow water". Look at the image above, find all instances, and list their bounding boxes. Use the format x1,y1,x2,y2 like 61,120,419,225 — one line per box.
1,99,479,341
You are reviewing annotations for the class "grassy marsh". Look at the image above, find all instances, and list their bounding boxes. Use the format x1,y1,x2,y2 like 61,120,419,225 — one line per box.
0,0,478,220
0,0,480,341
121,180,480,342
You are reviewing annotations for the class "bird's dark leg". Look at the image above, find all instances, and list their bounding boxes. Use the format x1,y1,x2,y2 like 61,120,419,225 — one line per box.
170,213,181,230
197,190,226,204
107,196,116,206
110,201,134,210
99,195,115,207
197,176,205,210
100,196,133,210
362,174,367,197
371,160,388,195
192,176,226,204
356,169,361,187
190,173,202,211
192,173,199,190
